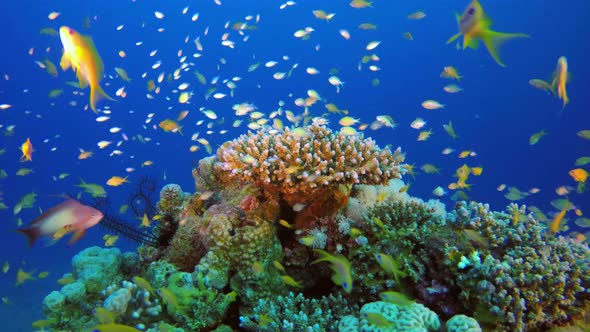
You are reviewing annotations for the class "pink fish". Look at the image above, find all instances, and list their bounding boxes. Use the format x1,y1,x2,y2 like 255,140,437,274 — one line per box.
17,198,103,246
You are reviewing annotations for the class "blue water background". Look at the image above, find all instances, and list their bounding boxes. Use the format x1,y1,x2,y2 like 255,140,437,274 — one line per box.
1,0,589,330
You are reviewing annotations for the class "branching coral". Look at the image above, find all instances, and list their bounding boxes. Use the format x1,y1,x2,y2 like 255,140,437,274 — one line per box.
445,201,590,331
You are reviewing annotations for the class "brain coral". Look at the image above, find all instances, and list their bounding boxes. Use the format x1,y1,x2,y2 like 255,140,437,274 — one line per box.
215,124,405,197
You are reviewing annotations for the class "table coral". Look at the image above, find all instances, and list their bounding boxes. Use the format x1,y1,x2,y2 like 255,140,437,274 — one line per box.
214,124,405,227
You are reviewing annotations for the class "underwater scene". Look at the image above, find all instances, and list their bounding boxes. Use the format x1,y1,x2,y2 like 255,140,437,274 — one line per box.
1,0,589,331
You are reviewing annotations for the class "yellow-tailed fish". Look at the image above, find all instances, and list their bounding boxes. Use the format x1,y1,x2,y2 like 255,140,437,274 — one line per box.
447,0,528,66
59,26,113,112
280,275,303,288
550,56,570,109
375,253,407,283
91,323,141,332
312,249,353,293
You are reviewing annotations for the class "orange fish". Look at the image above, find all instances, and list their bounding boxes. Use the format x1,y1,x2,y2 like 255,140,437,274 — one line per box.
551,56,570,109
20,138,33,162
106,176,129,187
569,168,588,183
59,26,113,112
17,198,103,246
550,201,572,234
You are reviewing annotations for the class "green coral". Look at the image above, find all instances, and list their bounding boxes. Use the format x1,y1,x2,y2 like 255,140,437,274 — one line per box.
339,301,440,332
195,203,285,305
446,201,590,331
240,291,354,331
445,314,482,332
164,272,232,330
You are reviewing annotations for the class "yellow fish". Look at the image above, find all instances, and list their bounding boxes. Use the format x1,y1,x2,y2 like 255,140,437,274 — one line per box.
103,234,119,247
280,275,303,288
551,56,570,109
159,119,183,134
106,176,129,187
59,26,112,112
312,249,353,293
16,268,36,286
447,0,528,66
20,138,34,162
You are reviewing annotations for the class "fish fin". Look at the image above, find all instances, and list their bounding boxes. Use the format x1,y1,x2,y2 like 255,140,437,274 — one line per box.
60,52,71,71
480,30,529,67
446,32,462,45
89,84,113,113
83,36,105,77
16,227,41,247
68,229,86,246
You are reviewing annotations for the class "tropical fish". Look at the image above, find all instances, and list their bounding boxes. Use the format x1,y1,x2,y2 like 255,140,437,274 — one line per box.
421,100,444,110
379,291,416,306
375,253,407,283
440,66,462,80
350,0,372,9
20,138,33,162
106,176,129,187
159,119,183,134
447,0,528,66
77,178,107,197
280,275,303,288
93,307,116,324
529,79,554,94
114,67,131,82
158,287,182,314
91,323,141,332
17,198,103,246
529,130,547,145
443,121,458,140
550,56,570,109
550,199,572,234
103,234,119,247
16,268,36,286
132,276,155,293
59,26,112,112
569,168,588,193
312,249,353,293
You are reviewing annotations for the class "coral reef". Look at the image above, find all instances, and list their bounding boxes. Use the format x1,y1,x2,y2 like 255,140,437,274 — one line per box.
444,201,590,331
38,126,590,332
240,291,354,331
339,301,440,332
214,124,405,227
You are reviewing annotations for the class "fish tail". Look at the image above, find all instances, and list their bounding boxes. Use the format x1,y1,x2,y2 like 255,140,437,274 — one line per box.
480,30,529,67
89,84,113,113
16,227,41,247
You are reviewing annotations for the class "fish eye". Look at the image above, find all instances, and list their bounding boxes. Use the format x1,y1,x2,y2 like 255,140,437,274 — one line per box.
467,7,475,15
